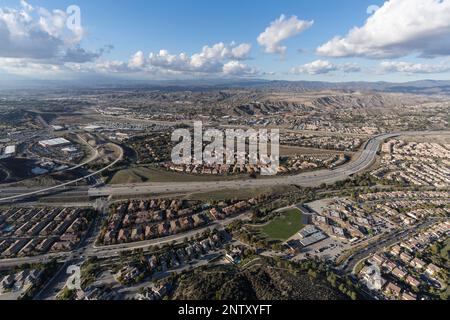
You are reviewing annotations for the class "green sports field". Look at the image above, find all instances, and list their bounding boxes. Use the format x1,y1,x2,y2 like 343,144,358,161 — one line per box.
259,208,304,241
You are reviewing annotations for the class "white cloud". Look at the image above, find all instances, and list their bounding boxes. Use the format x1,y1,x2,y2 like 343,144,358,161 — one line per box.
94,50,151,74
257,15,313,55
0,57,65,76
94,43,257,77
293,60,336,75
222,61,258,76
379,61,450,74
292,60,361,75
0,0,110,78
339,63,362,73
149,50,194,72
197,42,251,60
230,43,252,59
95,60,132,74
60,46,103,63
0,1,93,62
128,50,146,69
147,42,255,74
317,0,450,59
94,58,185,77
36,7,74,41
189,42,252,71
20,0,33,12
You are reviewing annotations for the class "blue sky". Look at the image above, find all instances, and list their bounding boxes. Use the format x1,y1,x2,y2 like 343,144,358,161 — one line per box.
1,0,450,82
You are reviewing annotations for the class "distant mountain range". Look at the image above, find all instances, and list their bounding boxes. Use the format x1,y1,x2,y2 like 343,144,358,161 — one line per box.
1,78,450,95
229,79,450,95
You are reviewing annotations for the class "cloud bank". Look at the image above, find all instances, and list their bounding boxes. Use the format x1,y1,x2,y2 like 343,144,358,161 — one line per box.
292,60,361,75
317,0,450,59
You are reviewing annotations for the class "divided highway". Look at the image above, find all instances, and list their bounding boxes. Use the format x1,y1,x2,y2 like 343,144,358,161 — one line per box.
0,144,123,203
0,130,448,269
1,130,448,203
88,132,402,198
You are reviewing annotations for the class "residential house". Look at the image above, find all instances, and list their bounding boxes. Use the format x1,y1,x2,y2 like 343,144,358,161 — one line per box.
402,291,417,301
426,263,441,277
392,267,407,280
405,276,420,288
410,257,426,270
384,282,402,298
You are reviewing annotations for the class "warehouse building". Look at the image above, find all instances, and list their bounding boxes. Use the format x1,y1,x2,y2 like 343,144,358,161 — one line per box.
4,145,16,156
38,138,71,148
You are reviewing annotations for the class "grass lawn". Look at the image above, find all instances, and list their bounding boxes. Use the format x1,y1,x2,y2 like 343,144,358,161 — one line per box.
109,168,147,184
109,166,249,184
258,208,304,241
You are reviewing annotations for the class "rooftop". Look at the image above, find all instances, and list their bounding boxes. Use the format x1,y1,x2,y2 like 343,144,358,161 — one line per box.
39,138,70,147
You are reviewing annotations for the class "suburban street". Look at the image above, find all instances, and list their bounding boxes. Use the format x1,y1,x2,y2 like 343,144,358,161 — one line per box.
341,218,441,274
0,210,251,269
0,130,447,270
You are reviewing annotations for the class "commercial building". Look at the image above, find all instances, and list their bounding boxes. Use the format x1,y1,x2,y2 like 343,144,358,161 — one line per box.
299,232,327,247
38,138,71,148
4,145,16,156
51,125,65,131
299,225,319,239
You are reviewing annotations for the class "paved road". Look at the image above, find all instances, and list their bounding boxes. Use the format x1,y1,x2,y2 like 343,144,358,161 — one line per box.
0,211,251,268
2,130,447,203
0,144,123,203
0,130,447,269
341,218,440,274
87,131,404,198
90,130,450,198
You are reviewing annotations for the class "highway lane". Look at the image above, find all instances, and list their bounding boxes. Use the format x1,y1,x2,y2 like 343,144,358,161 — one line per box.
0,131,447,268
0,188,90,205
0,144,123,203
0,130,447,275
89,130,449,198
0,187,89,196
1,130,447,203
88,132,398,198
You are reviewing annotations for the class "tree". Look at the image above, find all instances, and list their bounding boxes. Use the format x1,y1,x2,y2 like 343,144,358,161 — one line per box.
327,274,337,287
308,269,317,279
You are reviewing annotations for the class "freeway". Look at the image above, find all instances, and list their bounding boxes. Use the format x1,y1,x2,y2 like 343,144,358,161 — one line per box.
0,144,123,203
0,130,447,269
1,131,447,203
88,131,402,198
89,130,449,198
